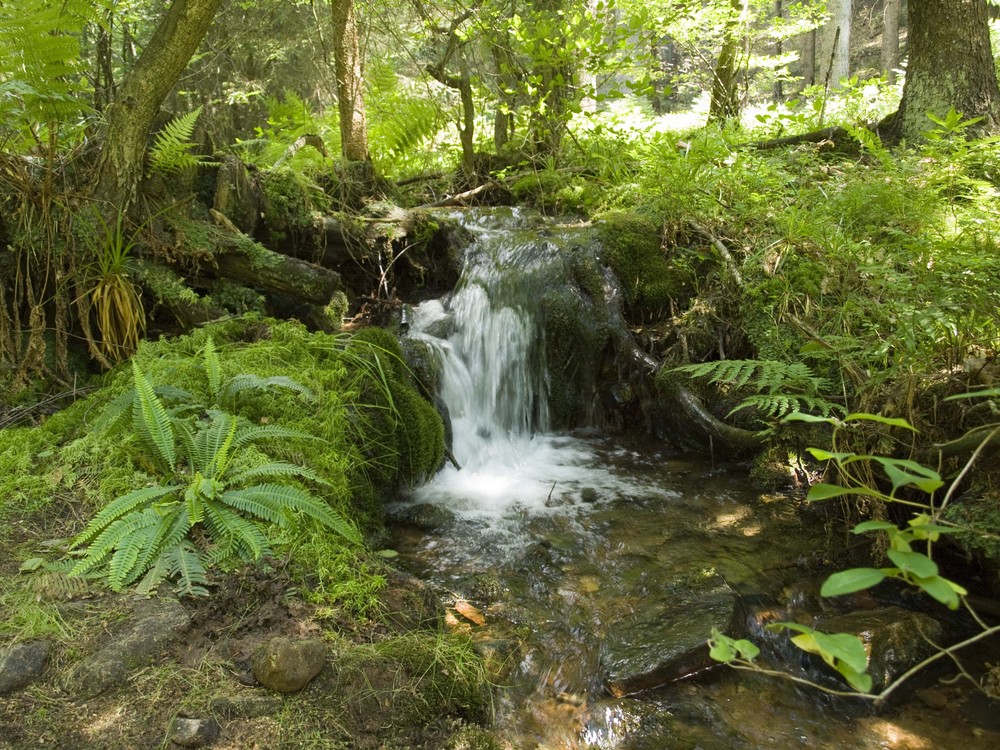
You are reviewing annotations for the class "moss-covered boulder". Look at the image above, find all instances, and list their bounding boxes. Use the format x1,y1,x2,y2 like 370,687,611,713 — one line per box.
596,210,694,319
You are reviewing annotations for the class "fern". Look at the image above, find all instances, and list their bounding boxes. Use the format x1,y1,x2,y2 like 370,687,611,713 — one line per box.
148,106,210,176
673,359,844,421
132,360,177,469
72,366,359,596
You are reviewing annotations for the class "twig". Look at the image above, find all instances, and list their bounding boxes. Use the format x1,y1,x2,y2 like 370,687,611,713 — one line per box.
417,182,492,208
688,221,743,286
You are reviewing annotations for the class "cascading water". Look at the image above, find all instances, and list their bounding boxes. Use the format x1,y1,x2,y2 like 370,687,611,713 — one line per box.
393,209,1000,750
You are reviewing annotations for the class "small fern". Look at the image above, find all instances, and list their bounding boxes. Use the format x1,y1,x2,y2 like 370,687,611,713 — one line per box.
148,106,211,176
71,366,360,596
673,359,844,421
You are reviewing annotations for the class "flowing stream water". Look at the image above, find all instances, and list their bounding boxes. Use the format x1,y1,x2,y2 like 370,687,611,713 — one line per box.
390,210,1000,749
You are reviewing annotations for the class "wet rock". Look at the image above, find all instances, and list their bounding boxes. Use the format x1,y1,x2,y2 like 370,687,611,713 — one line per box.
0,639,50,695
62,597,190,699
379,569,443,631
252,636,326,693
388,502,456,532
166,716,221,747
818,606,944,692
601,571,741,696
917,688,949,710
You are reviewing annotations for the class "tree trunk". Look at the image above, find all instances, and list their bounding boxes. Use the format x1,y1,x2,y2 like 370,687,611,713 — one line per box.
773,0,783,102
708,0,747,124
92,0,224,210
822,0,851,89
802,28,816,88
881,0,901,84
888,0,1000,140
331,0,369,162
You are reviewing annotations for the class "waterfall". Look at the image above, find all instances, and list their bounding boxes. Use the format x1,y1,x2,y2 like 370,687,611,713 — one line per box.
406,210,598,513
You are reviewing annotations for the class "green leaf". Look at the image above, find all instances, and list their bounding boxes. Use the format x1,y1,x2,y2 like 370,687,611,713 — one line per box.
19,557,45,573
203,336,222,401
807,483,884,501
842,413,916,430
806,448,855,462
871,457,942,494
821,568,887,597
784,412,839,425
131,361,177,469
853,520,898,533
914,575,965,609
944,388,1000,401
886,549,938,578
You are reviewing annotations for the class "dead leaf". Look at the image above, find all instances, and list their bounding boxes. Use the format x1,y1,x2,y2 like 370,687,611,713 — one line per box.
453,600,486,626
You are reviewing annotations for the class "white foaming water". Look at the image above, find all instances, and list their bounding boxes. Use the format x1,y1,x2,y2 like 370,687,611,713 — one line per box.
406,213,666,519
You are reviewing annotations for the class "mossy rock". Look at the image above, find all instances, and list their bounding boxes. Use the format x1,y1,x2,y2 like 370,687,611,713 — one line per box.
347,327,446,486
510,172,594,215
596,210,693,318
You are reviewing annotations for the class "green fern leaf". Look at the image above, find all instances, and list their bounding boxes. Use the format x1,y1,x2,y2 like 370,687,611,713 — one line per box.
203,336,222,402
148,106,208,176
231,424,322,451
217,488,290,526
239,483,361,544
220,374,313,409
226,461,328,487
132,361,177,469
71,484,181,547
165,541,210,597
204,504,271,561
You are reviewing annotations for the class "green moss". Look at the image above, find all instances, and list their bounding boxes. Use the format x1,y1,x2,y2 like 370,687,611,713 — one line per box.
596,210,692,317
346,327,446,486
258,166,330,244
209,279,266,315
510,171,595,214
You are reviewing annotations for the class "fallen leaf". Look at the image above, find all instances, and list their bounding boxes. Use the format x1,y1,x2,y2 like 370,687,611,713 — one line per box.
453,600,486,626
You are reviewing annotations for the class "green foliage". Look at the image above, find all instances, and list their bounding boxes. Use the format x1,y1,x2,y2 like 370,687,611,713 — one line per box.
674,359,842,421
148,106,211,176
768,622,872,693
71,361,361,596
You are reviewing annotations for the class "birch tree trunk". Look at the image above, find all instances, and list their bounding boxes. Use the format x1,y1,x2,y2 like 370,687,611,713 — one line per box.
331,0,369,162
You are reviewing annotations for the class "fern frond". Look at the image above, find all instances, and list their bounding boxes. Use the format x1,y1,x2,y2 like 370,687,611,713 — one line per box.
72,506,163,578
226,461,328,487
203,336,222,402
217,488,290,526
165,541,210,597
231,424,322,451
108,517,164,590
240,483,361,544
134,511,191,581
148,106,209,176
132,361,177,469
204,504,271,561
220,374,313,409
71,484,181,547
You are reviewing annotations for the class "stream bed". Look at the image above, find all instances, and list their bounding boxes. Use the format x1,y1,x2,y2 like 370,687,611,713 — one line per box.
388,209,1000,749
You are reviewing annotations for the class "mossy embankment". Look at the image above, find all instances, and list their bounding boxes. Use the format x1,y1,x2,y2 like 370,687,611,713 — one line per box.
0,317,499,749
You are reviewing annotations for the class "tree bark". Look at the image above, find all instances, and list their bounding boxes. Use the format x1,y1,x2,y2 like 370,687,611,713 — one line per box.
887,0,1000,140
881,0,901,84
822,0,851,90
92,0,224,210
708,0,748,124
331,0,369,162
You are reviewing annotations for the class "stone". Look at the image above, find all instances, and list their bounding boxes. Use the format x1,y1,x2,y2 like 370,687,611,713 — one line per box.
379,570,443,632
0,640,50,695
252,636,326,693
601,571,742,696
62,597,190,699
818,606,944,692
166,716,221,748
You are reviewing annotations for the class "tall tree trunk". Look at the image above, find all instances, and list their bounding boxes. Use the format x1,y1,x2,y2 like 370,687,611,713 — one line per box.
881,0,901,84
773,0,783,102
802,28,816,88
888,0,1000,140
92,0,223,210
822,0,851,89
331,0,369,162
708,0,747,124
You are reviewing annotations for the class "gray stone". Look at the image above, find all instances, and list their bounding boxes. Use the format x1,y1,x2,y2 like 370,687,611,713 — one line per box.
379,570,443,632
0,640,50,695
388,502,456,532
166,716,221,748
601,571,741,696
252,636,326,693
62,597,190,699
818,606,944,692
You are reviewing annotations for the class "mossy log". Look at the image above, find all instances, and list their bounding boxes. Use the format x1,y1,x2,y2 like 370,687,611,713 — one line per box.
211,240,343,305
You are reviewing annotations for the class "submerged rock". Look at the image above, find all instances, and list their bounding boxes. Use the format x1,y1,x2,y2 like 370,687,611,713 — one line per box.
601,571,741,696
252,636,326,693
62,597,190,699
0,639,50,695
818,606,944,692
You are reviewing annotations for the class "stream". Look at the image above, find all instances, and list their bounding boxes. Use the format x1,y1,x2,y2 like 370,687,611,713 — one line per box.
389,210,1000,749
